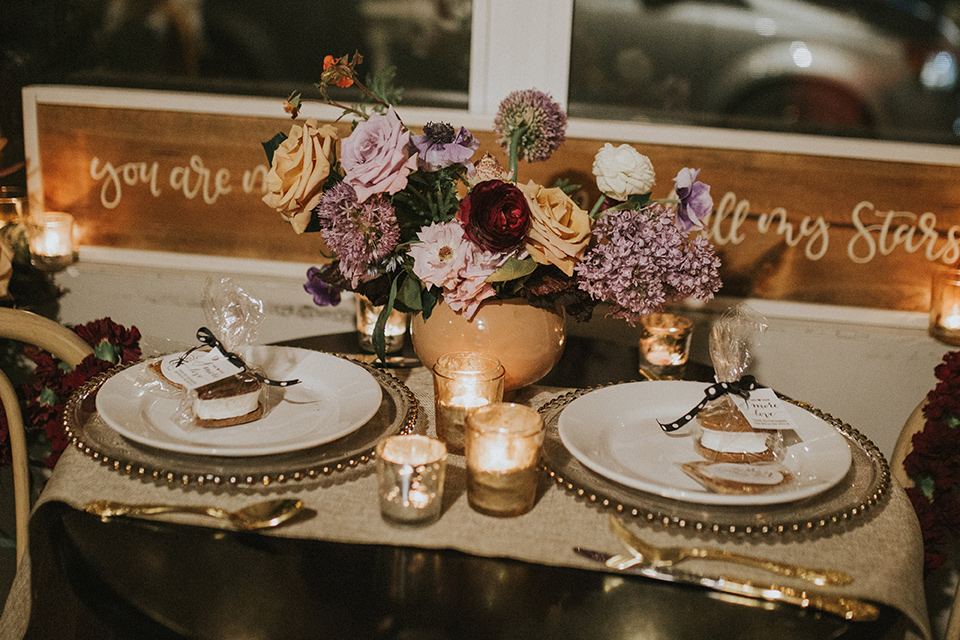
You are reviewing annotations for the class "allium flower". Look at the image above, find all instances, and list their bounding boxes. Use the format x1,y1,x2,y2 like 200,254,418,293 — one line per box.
575,204,722,323
304,266,342,306
456,180,531,253
494,89,566,163
592,143,656,201
411,122,480,172
317,182,400,288
674,168,713,231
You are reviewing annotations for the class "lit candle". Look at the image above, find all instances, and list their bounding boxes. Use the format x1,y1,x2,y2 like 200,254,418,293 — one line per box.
375,435,447,526
464,403,545,517
639,313,692,380
28,211,75,272
931,271,960,345
355,294,409,354
432,352,504,452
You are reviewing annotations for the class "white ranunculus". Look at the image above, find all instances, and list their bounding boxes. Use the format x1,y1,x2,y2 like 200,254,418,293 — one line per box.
591,143,656,201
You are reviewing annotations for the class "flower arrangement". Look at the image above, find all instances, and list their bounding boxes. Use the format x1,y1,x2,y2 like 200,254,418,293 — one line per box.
261,53,722,357
903,349,960,572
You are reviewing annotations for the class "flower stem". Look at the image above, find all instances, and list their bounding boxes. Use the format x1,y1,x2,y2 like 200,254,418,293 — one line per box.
508,126,526,181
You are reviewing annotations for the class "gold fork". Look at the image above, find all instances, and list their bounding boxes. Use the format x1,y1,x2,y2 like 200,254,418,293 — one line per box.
607,515,853,587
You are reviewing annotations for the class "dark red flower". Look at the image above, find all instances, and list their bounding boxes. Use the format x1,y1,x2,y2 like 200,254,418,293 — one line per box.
456,180,531,253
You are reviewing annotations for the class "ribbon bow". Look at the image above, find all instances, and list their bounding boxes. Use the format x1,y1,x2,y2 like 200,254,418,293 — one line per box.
657,375,760,433
178,327,301,388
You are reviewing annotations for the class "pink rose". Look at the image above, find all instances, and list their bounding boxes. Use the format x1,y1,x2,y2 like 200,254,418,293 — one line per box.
341,107,418,202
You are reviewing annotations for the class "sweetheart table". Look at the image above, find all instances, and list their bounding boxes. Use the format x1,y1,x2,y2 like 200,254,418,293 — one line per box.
0,334,930,640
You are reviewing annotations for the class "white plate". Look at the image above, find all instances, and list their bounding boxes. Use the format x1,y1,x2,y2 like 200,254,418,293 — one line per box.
557,381,852,505
96,347,382,456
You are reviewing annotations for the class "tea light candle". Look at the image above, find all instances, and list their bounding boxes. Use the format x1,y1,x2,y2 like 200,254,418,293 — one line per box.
28,211,75,272
464,403,545,517
930,271,960,346
375,435,447,526
432,352,504,452
639,313,692,380
356,294,408,354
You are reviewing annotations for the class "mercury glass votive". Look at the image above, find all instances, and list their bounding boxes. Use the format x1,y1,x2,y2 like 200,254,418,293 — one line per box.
464,403,545,517
433,351,505,453
27,211,75,272
356,294,409,354
639,313,693,380
930,270,960,345
0,187,26,230
376,435,447,526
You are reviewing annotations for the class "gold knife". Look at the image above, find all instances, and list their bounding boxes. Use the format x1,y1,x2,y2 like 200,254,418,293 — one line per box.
572,547,880,622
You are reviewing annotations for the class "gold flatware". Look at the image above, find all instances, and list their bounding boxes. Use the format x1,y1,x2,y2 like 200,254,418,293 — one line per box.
82,498,304,530
608,515,853,587
573,546,879,621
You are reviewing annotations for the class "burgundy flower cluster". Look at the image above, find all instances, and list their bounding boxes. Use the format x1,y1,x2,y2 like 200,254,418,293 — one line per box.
903,350,960,572
1,318,142,469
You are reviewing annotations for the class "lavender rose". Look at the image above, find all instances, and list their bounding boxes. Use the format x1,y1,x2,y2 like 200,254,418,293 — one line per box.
341,106,418,202
456,180,532,253
262,118,339,233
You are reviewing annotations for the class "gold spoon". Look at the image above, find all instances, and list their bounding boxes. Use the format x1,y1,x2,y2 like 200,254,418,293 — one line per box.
82,498,304,530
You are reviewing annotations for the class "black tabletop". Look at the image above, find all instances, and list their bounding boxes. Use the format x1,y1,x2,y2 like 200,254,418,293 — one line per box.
20,333,906,640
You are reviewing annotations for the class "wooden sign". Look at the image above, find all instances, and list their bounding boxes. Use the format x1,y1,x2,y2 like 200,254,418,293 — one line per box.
23,86,960,312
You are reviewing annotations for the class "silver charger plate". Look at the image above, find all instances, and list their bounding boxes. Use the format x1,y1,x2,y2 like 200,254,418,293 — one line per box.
539,385,890,538
63,356,419,486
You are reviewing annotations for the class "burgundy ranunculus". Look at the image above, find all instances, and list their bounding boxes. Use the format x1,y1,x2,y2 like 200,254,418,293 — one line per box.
456,180,531,252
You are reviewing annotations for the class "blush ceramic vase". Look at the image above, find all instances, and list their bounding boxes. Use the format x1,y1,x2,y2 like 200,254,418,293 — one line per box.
410,299,566,391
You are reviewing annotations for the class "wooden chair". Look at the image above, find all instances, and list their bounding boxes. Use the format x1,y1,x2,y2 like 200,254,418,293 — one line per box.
0,308,92,563
892,399,960,640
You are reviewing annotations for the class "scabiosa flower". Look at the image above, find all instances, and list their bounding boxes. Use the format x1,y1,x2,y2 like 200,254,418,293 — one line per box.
575,204,722,323
304,266,342,306
494,89,567,164
674,168,713,231
411,122,480,172
316,182,401,288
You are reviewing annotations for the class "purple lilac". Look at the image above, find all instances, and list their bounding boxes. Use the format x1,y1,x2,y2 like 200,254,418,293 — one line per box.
316,182,401,288
494,89,566,163
674,168,713,231
574,203,722,323
411,122,480,172
303,266,342,306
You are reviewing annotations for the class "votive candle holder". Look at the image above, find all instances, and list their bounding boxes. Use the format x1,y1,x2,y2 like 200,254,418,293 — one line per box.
432,351,504,453
930,270,960,345
639,312,692,380
356,294,409,354
375,435,447,526
27,211,75,272
464,402,545,517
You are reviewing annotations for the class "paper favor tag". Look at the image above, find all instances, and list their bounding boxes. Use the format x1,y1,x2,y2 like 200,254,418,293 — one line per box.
732,388,799,431
159,350,243,390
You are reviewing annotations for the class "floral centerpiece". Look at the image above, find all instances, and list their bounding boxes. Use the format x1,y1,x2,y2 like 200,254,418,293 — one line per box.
261,53,722,358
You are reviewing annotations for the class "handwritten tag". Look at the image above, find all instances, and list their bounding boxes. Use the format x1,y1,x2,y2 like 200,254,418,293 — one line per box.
732,388,799,431
159,350,243,390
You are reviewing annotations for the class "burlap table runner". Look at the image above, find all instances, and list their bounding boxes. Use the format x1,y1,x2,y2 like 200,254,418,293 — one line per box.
2,366,931,639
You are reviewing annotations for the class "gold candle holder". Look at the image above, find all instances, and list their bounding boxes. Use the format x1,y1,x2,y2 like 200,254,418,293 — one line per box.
27,211,75,272
356,294,409,354
432,351,504,453
930,270,960,345
375,435,447,526
639,312,692,380
464,402,545,517
0,187,26,230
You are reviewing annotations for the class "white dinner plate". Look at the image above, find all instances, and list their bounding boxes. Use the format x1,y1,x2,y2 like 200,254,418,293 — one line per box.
557,381,852,505
96,346,382,456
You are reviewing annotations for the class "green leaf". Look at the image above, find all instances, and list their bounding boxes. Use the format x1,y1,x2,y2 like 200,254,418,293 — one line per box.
38,387,59,406
420,287,439,321
487,257,538,283
919,475,936,499
94,340,120,364
552,178,581,194
373,278,400,362
261,132,288,166
396,275,423,312
366,66,404,111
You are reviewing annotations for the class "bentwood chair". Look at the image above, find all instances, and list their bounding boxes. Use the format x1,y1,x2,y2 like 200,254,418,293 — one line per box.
0,308,92,563
893,399,960,640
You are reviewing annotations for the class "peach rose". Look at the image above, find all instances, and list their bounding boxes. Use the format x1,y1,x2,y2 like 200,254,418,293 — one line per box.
262,118,339,234
519,181,592,277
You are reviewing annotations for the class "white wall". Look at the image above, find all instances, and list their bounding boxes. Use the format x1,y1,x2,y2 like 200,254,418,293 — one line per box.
56,246,950,460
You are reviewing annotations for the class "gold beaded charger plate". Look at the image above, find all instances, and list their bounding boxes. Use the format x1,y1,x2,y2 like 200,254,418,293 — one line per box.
63,355,418,486
540,384,890,537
